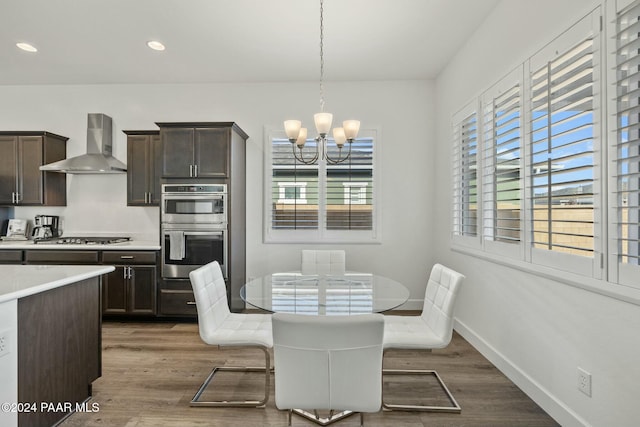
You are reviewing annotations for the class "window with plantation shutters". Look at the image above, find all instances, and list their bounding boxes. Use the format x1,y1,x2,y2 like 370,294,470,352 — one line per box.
481,68,524,257
528,11,601,275
452,102,479,244
614,0,640,288
265,129,379,243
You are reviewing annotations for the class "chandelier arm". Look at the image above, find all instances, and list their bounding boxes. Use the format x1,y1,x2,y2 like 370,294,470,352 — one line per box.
292,142,319,165
324,142,353,165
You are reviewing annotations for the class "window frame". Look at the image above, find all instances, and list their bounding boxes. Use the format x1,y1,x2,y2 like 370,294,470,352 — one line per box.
264,126,381,244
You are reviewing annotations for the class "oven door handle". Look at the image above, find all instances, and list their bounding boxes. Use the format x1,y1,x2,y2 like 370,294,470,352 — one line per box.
164,231,225,237
162,194,225,201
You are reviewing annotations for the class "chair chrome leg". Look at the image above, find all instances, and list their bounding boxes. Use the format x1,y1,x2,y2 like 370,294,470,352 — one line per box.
290,408,357,426
382,368,461,413
190,345,271,408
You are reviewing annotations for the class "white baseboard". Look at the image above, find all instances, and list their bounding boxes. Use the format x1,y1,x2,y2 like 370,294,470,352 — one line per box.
454,318,591,427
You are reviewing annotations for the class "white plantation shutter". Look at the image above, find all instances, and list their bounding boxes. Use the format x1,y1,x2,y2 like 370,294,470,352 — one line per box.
325,137,374,231
270,138,319,230
452,103,479,243
614,0,640,287
482,67,524,258
528,11,601,275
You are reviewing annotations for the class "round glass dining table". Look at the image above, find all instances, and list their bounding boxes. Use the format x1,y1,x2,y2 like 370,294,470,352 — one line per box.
240,272,410,315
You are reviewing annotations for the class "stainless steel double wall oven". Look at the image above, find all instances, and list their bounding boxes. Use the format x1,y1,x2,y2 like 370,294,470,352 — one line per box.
161,183,227,279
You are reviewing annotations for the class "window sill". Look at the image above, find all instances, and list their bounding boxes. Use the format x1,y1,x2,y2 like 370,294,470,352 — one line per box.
451,244,640,307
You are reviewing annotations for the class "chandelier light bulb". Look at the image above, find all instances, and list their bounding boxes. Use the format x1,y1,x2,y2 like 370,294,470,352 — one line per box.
295,128,308,148
343,120,361,141
284,120,302,142
332,127,347,148
314,112,333,136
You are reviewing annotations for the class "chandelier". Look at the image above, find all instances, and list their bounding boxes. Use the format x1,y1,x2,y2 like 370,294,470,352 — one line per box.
283,0,360,165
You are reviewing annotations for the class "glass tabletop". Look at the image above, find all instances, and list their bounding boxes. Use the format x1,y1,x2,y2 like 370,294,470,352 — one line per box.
240,272,410,315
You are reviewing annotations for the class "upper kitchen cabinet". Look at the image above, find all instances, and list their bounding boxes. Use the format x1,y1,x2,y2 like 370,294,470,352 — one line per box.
156,122,248,179
124,130,161,206
0,132,67,206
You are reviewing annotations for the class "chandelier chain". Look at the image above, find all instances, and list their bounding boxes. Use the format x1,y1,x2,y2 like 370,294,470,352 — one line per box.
319,0,325,112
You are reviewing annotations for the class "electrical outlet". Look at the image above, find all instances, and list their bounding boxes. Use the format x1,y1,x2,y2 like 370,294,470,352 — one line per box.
0,330,10,358
578,367,592,397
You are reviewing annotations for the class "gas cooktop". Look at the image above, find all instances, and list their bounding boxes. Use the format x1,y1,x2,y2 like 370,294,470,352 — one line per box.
34,237,131,245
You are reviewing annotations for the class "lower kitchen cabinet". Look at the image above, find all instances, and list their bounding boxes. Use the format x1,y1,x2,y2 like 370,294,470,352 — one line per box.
102,251,157,316
5,248,161,318
159,279,197,317
103,265,156,315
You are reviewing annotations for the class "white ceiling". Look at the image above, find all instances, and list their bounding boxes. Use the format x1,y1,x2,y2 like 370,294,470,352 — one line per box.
0,0,498,85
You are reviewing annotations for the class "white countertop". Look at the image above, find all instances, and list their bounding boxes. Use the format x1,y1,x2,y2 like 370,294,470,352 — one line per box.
0,264,115,304
0,239,160,250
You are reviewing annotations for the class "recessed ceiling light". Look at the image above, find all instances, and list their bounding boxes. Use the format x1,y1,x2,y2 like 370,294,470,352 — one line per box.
147,40,165,51
16,42,37,52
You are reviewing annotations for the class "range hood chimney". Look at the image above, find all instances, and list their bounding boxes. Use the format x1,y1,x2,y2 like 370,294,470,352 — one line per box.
40,113,127,174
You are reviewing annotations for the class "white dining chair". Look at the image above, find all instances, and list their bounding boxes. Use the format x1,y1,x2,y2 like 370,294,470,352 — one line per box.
301,249,346,275
189,261,272,407
382,263,465,412
272,312,384,426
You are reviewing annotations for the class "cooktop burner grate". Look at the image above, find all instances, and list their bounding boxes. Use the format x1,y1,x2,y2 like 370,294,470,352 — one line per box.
34,236,131,245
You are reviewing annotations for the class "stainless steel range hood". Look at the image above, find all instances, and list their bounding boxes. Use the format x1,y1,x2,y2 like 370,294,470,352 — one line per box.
40,113,127,174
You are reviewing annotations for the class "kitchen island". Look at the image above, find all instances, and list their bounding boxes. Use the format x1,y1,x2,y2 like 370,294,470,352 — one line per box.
0,265,114,427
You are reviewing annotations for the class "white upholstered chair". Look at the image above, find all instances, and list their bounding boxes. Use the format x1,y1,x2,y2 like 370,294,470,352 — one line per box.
189,261,272,407
382,263,465,412
301,250,346,275
272,312,384,426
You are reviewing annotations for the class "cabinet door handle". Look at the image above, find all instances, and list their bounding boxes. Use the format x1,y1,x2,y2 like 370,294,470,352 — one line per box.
11,192,15,204
186,301,197,306
194,165,198,177
128,266,133,279
189,164,193,177
123,267,128,279
147,192,152,204
120,256,134,259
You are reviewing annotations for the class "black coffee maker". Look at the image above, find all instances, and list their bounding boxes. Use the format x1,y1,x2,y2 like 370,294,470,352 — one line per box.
32,215,60,240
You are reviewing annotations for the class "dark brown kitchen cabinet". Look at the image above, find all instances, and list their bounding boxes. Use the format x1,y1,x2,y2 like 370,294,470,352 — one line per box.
0,132,67,206
0,249,23,263
159,279,198,317
24,250,100,264
124,130,161,205
102,251,157,316
156,122,248,179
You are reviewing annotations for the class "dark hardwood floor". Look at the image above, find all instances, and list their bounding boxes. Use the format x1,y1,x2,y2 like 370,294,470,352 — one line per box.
61,320,559,427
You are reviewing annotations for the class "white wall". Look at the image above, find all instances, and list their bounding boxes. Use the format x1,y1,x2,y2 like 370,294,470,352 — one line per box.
435,1,640,426
0,80,435,307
